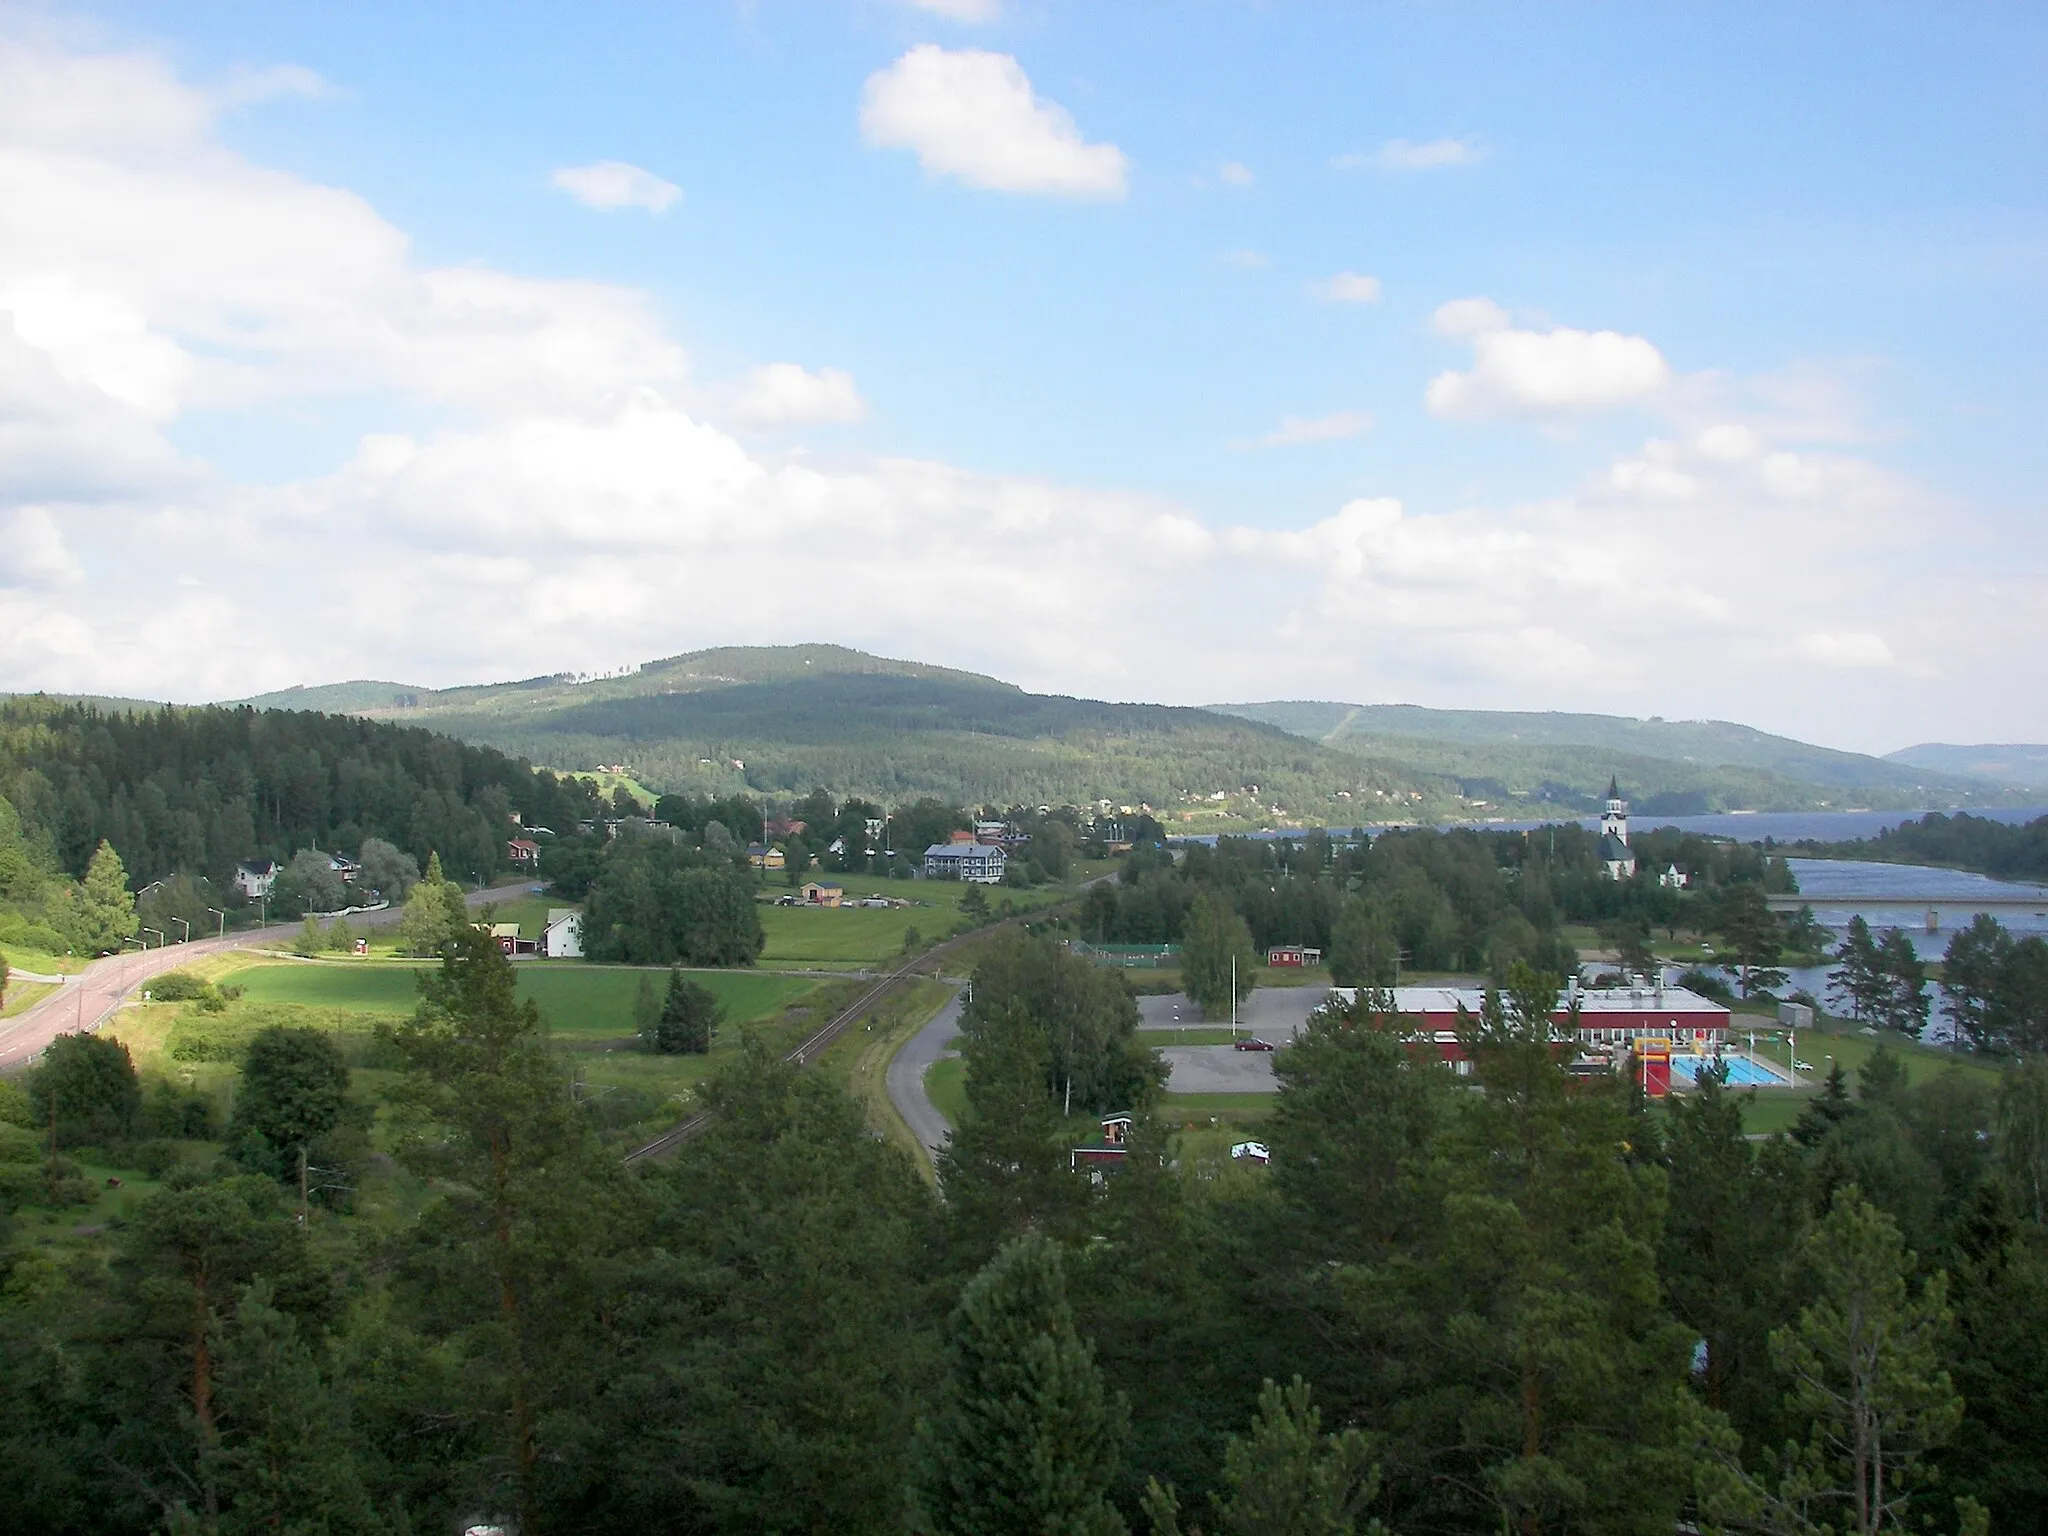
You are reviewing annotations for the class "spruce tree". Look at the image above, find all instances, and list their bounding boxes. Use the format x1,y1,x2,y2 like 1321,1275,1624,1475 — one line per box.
1876,929,1929,1037
643,967,719,1054
1143,1377,1381,1536
909,1232,1129,1536
70,839,137,953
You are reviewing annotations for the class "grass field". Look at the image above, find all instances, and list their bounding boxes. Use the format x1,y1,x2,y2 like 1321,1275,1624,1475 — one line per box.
924,1054,968,1129
223,958,818,1038
755,875,1065,967
2,979,57,1019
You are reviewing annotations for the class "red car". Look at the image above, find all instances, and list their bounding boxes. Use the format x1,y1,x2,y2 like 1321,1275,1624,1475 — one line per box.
1233,1036,1276,1052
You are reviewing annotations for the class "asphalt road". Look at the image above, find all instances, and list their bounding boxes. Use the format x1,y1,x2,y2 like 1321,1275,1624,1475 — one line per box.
0,881,539,1073
886,988,964,1165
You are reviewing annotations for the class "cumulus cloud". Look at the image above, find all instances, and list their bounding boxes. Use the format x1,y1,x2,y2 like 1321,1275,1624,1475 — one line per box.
1312,271,1381,304
729,364,868,428
219,63,332,105
859,46,1129,198
1232,409,1372,449
550,160,682,213
1426,298,1670,418
0,28,2022,749
1335,137,1485,171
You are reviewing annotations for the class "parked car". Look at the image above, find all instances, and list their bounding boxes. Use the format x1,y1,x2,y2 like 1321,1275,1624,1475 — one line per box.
1233,1036,1276,1052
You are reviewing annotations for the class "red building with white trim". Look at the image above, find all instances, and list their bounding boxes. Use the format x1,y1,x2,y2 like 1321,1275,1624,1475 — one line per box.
1331,982,1731,1075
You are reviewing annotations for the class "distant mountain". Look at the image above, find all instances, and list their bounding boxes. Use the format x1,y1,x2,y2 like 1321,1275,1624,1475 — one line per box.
1885,743,2048,796
1212,701,2020,813
221,649,2026,819
233,645,1443,815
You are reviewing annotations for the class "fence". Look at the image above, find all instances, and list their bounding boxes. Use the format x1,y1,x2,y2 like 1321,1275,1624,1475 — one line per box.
1067,940,1181,970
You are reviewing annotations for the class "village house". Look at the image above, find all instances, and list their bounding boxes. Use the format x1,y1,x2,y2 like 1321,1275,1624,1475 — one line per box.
800,881,844,907
507,837,541,867
923,841,1006,883
233,859,278,900
543,909,583,958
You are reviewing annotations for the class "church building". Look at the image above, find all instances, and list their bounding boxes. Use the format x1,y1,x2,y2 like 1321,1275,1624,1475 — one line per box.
1599,777,1636,880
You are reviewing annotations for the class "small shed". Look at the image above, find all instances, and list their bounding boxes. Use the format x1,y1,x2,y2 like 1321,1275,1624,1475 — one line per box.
1266,944,1322,968
801,881,844,907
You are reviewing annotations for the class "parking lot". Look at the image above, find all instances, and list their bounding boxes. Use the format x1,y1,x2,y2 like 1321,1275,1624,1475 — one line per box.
1138,987,1334,1093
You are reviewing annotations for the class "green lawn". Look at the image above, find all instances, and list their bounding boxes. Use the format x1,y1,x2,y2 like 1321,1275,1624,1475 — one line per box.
1157,1091,1275,1122
225,959,818,1037
755,875,1067,966
2,979,58,1019
924,1055,968,1129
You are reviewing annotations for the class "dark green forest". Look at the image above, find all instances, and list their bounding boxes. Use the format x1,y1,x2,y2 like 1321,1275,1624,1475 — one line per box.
1800,811,2048,885
3,932,2042,1536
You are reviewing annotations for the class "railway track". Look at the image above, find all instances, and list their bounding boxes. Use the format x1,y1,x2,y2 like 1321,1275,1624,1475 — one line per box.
621,918,1009,1165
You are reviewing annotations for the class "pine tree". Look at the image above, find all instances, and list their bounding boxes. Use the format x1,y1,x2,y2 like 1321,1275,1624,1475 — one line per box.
909,1232,1129,1536
1876,929,1929,1037
1829,918,1885,1023
205,1280,380,1535
938,1000,1081,1265
1143,1377,1381,1536
1769,1188,1962,1536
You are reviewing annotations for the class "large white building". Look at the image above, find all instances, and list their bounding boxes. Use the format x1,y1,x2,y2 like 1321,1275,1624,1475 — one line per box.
1599,777,1636,880
924,842,1006,883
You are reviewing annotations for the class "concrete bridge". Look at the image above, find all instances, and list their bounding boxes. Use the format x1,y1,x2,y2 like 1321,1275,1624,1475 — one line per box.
1767,891,2048,933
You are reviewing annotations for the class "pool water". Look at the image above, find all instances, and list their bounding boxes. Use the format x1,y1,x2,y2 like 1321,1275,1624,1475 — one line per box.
1668,1054,1791,1088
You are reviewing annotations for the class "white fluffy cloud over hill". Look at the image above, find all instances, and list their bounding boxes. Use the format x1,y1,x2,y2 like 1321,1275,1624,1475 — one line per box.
0,30,2029,750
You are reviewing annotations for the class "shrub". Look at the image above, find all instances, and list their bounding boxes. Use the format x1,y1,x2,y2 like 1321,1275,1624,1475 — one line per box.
148,969,213,1002
128,1140,181,1179
0,1121,40,1164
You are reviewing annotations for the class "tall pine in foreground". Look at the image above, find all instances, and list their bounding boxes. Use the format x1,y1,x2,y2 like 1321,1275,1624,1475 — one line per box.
910,1232,1129,1536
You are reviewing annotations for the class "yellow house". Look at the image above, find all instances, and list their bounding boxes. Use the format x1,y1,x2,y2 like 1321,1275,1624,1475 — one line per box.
801,881,844,907
747,842,786,870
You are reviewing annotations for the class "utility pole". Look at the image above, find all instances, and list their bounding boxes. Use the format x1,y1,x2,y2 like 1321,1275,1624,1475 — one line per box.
298,1144,310,1228
1231,953,1238,1038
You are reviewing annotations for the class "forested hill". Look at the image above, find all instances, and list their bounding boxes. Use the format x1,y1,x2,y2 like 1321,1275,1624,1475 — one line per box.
232,645,1442,813
1886,742,2048,795
223,642,2024,816
1214,699,2016,813
0,697,603,889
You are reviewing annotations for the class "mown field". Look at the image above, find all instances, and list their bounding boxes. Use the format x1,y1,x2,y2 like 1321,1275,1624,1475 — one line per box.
226,959,816,1039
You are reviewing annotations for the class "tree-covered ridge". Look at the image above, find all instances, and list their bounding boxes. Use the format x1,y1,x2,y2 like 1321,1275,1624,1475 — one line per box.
0,697,606,889
2,900,2043,1532
1217,700,2011,797
1799,811,2048,885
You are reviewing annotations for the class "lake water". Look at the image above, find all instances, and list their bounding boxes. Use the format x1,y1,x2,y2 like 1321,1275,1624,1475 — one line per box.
1173,806,2048,847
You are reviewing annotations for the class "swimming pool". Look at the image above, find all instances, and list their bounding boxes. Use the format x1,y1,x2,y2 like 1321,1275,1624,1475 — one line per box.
1668,1053,1792,1088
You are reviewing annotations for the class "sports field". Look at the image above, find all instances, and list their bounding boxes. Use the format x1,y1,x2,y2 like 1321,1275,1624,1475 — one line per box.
227,960,818,1037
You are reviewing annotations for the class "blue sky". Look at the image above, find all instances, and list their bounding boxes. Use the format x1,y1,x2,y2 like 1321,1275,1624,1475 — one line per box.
1,2,2043,751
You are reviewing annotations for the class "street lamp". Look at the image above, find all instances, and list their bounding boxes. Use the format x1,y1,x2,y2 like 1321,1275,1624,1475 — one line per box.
207,907,226,938
140,927,164,949
168,917,190,943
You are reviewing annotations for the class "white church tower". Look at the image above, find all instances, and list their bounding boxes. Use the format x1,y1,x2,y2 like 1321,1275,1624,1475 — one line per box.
1599,776,1636,880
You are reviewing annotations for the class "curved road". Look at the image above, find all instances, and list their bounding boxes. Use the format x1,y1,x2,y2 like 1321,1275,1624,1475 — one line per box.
885,988,965,1164
0,881,538,1072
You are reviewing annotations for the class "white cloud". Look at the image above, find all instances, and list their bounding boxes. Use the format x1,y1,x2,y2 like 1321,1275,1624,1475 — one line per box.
550,160,682,214
1233,409,1372,449
1218,160,1253,186
1312,271,1381,304
899,0,1002,19
1335,137,1485,172
0,506,83,588
1219,249,1269,269
1796,631,1896,669
729,363,868,428
1427,298,1670,418
0,29,2029,750
859,46,1129,199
